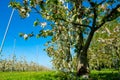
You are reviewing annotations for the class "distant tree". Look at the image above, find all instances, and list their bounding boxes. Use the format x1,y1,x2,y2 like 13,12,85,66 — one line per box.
9,0,120,76
88,20,120,70
0,59,7,72
10,54,17,71
0,55,49,72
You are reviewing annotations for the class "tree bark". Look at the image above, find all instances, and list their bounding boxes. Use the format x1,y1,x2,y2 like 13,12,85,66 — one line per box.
77,30,95,76
77,51,89,76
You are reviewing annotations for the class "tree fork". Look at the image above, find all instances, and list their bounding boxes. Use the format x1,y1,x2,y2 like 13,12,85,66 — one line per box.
77,29,95,76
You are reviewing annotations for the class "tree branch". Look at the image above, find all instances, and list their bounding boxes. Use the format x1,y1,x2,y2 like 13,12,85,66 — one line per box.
32,7,41,14
88,0,106,6
87,0,97,29
55,17,92,29
98,0,106,5
95,4,120,31
92,7,97,28
32,7,92,29
83,30,95,54
88,0,96,7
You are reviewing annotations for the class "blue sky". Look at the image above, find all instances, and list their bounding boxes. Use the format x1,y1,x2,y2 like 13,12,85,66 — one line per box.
0,0,52,68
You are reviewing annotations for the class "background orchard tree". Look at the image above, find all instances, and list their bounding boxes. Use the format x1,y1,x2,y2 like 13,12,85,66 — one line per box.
0,55,49,72
88,20,120,70
9,0,120,76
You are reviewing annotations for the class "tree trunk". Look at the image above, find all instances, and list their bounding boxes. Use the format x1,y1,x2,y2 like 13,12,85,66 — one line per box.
77,51,89,76
77,30,95,77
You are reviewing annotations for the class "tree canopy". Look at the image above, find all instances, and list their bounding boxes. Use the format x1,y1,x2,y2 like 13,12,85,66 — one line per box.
89,20,120,70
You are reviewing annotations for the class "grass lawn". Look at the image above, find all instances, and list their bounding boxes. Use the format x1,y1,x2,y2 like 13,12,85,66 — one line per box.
0,71,57,80
90,69,120,80
0,69,120,80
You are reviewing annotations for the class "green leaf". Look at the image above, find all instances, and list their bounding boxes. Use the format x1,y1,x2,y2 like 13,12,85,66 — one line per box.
52,37,57,42
30,0,36,7
19,33,24,37
72,14,77,22
39,1,45,11
24,37,28,40
34,20,39,26
36,34,41,38
48,31,53,36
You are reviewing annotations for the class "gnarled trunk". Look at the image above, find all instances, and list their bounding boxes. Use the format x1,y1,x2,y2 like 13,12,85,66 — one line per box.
77,30,95,77
77,51,89,76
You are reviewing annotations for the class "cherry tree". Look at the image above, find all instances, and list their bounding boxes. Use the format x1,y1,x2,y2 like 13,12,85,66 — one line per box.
9,0,120,76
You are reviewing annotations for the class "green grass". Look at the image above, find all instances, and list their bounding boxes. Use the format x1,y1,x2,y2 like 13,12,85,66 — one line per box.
0,69,120,80
0,71,69,80
0,71,56,80
90,69,120,80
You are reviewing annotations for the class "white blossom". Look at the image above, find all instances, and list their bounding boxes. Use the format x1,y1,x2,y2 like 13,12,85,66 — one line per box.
105,27,111,35
40,22,47,28
98,38,105,43
60,0,64,4
26,13,30,17
101,4,105,9
114,26,120,32
101,30,106,33
55,22,58,25
20,8,26,13
117,8,120,12
24,34,28,39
